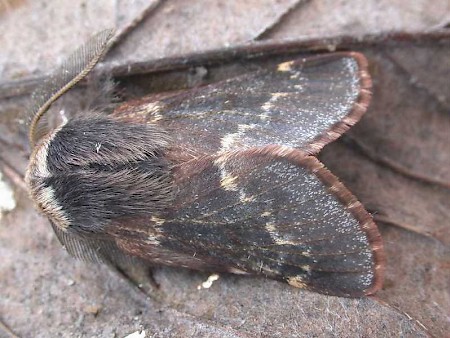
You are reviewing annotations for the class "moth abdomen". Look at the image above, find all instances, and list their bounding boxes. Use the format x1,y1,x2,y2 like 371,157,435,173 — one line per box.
25,116,174,234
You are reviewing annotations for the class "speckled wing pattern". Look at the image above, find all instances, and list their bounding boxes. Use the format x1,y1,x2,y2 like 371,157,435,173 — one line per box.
111,52,384,297
114,52,371,155
115,147,383,297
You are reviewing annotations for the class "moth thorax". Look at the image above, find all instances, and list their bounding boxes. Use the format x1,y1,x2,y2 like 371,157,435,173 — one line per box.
26,117,174,234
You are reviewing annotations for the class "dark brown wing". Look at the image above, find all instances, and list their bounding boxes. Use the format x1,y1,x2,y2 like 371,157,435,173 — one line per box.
114,52,371,155
113,147,384,297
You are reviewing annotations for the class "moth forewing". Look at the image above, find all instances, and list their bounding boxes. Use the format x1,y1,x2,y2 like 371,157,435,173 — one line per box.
25,30,385,297
113,52,371,156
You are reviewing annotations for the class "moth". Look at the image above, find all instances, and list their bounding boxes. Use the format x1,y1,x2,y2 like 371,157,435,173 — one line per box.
25,29,385,297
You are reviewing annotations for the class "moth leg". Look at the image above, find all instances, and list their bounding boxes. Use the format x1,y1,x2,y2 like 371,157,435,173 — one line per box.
146,266,161,290
104,258,167,304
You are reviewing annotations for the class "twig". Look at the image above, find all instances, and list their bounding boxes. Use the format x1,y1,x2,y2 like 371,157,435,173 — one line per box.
1,30,449,100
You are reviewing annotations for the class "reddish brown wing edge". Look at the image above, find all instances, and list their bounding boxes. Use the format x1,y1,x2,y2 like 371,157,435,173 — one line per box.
303,51,372,155
114,52,372,156
264,145,385,295
112,52,383,294
302,53,384,294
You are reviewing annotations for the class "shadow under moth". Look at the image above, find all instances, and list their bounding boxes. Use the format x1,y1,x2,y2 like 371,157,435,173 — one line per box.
25,29,385,298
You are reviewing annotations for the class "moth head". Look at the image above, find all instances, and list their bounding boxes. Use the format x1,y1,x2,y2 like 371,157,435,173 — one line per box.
26,124,71,230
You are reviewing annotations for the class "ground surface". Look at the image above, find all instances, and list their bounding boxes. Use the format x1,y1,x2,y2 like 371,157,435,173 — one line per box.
0,1,449,337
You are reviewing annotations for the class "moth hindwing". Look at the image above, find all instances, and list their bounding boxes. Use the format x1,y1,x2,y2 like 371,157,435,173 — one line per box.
25,31,385,297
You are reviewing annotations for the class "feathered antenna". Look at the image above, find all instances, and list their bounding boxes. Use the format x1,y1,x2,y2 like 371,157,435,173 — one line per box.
27,29,115,147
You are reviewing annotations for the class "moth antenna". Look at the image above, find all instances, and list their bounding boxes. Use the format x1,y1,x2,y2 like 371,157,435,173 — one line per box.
27,28,115,147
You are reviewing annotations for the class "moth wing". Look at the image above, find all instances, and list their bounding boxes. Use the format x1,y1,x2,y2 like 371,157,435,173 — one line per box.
114,52,371,155
114,147,384,297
